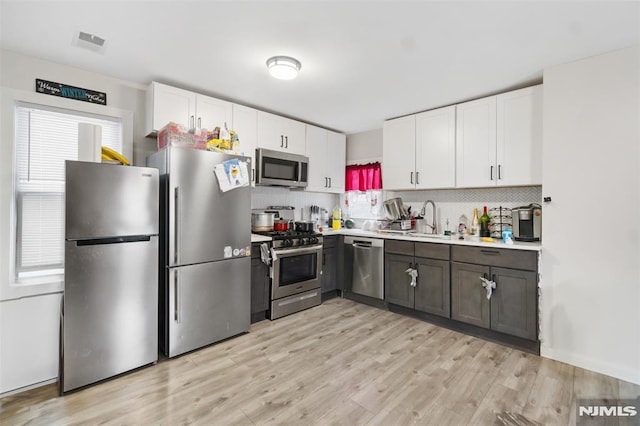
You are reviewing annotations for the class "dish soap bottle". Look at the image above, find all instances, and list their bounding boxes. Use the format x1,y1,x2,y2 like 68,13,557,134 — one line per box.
332,204,342,230
480,206,491,237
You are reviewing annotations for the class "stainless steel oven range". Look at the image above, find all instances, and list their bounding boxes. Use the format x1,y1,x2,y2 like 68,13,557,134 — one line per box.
258,229,323,319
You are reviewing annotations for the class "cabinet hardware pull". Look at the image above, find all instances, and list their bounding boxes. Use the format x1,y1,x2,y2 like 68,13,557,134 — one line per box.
410,172,414,184
492,274,497,290
490,165,494,180
285,136,289,149
190,115,195,129
328,177,332,188
324,177,328,187
416,172,419,185
252,168,255,182
498,165,502,180
280,135,284,148
198,117,201,129
480,249,500,255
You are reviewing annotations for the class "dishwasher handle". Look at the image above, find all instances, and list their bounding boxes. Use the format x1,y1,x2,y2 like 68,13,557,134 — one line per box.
344,236,384,248
352,242,372,248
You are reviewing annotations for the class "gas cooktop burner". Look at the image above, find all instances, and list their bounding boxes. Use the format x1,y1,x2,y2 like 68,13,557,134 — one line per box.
255,229,323,249
258,230,321,239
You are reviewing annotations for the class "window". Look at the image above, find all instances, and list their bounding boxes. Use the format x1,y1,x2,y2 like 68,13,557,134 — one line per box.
14,103,123,279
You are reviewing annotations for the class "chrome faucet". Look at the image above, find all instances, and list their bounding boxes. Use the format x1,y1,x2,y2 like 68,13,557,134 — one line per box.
420,200,437,234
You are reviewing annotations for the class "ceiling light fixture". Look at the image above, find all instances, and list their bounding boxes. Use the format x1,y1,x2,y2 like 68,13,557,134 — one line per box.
266,56,301,80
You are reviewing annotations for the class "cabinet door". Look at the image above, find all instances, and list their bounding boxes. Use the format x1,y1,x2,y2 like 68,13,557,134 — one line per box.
321,247,338,293
326,131,346,193
414,257,450,318
195,94,232,131
147,82,196,135
382,115,416,190
305,124,329,192
384,253,414,308
251,257,270,315
490,267,537,340
496,85,542,186
451,262,490,328
415,106,456,189
232,104,258,185
257,111,286,151
283,118,306,155
455,96,497,188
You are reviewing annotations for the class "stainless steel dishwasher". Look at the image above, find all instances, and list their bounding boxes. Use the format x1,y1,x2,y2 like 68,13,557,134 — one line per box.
344,236,384,299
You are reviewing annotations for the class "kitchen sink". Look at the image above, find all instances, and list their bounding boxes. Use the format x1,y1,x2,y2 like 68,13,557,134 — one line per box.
407,232,450,239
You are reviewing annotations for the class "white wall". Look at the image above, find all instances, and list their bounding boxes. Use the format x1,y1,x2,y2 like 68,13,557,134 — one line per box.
0,49,152,395
541,46,639,384
346,128,382,165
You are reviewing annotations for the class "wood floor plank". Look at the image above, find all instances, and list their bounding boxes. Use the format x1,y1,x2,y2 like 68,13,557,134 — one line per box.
1,297,637,426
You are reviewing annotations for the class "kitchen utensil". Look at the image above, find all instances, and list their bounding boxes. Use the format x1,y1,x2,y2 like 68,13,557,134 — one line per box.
251,211,275,232
295,221,315,232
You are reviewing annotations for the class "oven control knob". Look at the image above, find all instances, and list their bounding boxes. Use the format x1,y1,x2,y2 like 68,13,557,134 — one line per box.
283,238,293,247
309,237,318,244
300,238,308,246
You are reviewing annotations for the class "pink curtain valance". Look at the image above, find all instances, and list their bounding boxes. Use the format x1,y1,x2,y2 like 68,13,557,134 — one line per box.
345,162,382,191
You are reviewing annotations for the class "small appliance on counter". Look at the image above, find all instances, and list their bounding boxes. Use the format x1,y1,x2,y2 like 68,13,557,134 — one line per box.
511,203,542,242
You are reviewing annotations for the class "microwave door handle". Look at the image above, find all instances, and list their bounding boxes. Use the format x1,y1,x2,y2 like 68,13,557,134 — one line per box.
298,161,302,182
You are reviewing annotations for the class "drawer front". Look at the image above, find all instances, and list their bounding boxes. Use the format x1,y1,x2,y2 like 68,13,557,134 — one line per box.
451,246,537,271
415,242,449,260
323,235,339,249
384,240,414,256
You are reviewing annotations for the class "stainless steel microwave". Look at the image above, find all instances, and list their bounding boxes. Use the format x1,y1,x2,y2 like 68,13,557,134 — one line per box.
255,148,308,188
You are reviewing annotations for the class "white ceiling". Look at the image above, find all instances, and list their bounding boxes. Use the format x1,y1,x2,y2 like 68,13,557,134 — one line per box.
1,1,639,134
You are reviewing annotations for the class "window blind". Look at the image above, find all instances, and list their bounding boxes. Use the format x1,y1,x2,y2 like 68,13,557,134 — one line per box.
15,104,123,277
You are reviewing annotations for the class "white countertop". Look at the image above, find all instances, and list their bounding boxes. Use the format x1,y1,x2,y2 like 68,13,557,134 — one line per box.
251,234,272,243
321,228,542,251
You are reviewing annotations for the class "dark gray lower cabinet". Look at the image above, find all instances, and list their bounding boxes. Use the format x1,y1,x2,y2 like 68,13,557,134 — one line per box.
385,241,450,318
321,235,342,295
250,243,270,322
451,246,538,341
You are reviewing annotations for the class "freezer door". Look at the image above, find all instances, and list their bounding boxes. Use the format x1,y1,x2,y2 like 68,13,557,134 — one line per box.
61,236,158,393
65,161,159,239
167,148,251,265
166,257,250,358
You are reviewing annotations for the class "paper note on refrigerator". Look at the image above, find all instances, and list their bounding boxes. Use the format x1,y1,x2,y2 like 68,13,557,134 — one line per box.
214,158,250,192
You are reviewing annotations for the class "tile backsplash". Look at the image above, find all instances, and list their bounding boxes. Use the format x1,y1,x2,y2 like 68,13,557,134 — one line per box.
251,187,339,221
389,186,542,232
251,185,542,230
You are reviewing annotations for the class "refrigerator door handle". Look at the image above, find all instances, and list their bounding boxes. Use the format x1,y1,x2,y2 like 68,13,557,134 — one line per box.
174,270,180,323
174,187,179,265
75,235,152,246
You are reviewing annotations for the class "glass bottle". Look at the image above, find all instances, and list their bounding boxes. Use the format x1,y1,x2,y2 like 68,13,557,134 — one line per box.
480,206,491,237
471,208,480,236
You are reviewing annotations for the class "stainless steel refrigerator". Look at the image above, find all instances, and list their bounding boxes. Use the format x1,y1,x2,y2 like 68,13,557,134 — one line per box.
147,147,251,358
60,161,159,394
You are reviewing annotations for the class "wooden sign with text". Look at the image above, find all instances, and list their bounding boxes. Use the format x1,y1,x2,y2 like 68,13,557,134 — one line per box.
35,79,107,106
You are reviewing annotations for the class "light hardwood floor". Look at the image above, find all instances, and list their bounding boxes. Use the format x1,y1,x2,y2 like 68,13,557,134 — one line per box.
1,298,638,425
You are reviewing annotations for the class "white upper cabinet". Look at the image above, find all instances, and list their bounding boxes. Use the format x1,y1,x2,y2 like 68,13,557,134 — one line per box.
232,104,258,185
326,130,346,193
383,106,456,190
496,85,542,186
415,105,456,189
196,94,233,131
146,82,195,135
455,96,497,188
305,125,345,193
382,114,416,190
146,82,232,135
257,111,306,155
456,85,542,188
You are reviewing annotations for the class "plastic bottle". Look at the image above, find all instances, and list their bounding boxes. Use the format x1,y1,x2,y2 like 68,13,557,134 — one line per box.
331,204,342,230
471,208,480,236
480,206,491,237
502,225,514,244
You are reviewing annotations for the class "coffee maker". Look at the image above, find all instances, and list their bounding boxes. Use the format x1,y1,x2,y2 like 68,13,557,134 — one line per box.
511,204,542,242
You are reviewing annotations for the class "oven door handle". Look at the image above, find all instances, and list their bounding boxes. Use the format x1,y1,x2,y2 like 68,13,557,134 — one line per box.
273,245,323,257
